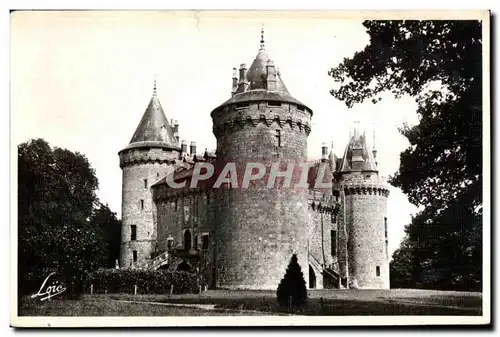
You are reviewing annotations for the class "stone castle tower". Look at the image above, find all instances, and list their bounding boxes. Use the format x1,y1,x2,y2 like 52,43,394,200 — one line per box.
334,126,390,289
118,82,181,268
209,30,313,289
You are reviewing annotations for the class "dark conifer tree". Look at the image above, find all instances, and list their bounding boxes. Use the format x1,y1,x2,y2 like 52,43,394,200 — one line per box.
277,254,308,307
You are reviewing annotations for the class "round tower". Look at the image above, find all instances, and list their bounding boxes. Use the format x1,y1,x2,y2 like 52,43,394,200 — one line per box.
118,82,181,268
338,128,390,289
209,30,313,289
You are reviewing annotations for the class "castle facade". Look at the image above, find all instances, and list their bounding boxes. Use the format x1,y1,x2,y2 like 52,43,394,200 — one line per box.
118,32,390,290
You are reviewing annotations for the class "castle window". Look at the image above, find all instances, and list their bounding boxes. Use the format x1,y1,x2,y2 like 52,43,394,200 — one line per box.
133,250,138,263
296,105,305,112
184,230,192,250
131,225,137,241
175,199,178,211
144,179,148,188
140,199,144,210
275,129,282,148
268,101,281,107
331,230,337,257
376,266,380,277
157,172,160,178
202,234,209,250
194,235,198,250
235,102,249,109
167,238,174,250
384,217,388,239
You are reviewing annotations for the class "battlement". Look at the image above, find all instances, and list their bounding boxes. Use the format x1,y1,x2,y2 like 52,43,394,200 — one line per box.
212,100,311,138
344,186,389,197
119,147,179,168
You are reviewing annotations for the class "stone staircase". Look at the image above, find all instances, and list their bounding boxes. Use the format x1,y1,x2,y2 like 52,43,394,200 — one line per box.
145,250,169,270
308,251,347,289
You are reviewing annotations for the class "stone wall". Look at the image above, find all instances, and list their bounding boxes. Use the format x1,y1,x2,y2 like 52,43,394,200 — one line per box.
119,147,179,268
153,186,217,287
211,101,312,290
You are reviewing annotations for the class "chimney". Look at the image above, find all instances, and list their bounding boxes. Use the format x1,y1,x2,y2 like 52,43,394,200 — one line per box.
173,120,179,143
321,142,328,162
181,140,187,154
190,141,196,156
231,68,238,96
237,63,248,92
266,60,277,91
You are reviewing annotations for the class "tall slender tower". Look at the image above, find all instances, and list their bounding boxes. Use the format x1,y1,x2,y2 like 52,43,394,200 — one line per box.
210,30,313,289
118,80,181,268
338,124,390,289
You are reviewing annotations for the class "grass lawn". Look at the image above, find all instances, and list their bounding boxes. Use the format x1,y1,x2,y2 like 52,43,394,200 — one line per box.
108,289,482,316
18,296,272,316
19,289,482,316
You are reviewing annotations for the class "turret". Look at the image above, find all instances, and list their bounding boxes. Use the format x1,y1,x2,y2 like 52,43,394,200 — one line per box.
337,125,390,289
118,78,181,269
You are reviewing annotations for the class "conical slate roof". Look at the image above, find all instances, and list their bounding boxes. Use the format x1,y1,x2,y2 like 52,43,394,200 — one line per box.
339,133,378,173
212,31,311,114
245,48,291,94
121,93,180,151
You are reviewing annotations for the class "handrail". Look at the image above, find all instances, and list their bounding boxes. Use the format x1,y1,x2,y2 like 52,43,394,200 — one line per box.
147,250,169,270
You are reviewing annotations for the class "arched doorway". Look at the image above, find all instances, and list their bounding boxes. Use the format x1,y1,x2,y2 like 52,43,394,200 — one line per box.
309,265,316,289
184,230,192,250
177,261,192,272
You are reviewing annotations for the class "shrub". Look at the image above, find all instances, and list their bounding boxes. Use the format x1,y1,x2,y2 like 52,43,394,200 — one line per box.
86,269,198,294
277,254,308,308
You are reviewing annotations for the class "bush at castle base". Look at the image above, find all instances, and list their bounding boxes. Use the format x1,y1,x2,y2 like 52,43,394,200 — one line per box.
276,254,308,307
87,269,198,294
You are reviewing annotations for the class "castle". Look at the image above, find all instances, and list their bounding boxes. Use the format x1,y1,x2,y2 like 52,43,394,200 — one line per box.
118,31,390,290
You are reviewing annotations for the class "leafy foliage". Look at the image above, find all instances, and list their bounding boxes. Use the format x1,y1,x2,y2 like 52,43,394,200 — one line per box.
329,21,483,290
18,138,113,298
91,203,122,269
277,254,308,307
87,269,198,294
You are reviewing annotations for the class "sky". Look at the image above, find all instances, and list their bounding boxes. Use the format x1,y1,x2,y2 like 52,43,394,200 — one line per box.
11,11,420,256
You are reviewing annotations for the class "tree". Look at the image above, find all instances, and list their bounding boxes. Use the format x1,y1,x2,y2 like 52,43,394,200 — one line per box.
329,21,483,290
18,138,107,298
390,235,418,289
277,254,308,308
90,203,122,269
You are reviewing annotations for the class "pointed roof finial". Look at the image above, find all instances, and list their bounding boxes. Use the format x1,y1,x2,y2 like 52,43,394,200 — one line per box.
260,26,265,50
153,75,157,96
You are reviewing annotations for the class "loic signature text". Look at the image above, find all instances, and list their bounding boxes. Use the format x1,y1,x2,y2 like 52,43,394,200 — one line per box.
30,272,67,301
